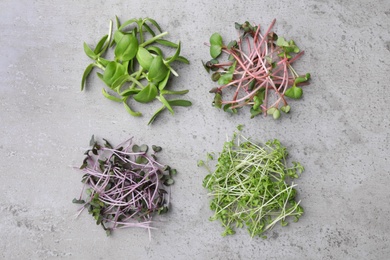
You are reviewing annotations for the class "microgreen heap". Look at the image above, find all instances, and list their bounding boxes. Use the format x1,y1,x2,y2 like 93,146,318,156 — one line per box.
82,17,191,124
73,136,177,236
204,19,310,119
199,130,304,237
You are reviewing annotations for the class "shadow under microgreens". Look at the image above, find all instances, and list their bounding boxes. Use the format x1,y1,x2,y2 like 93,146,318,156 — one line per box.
73,135,177,236
81,17,192,125
198,128,304,238
204,19,311,120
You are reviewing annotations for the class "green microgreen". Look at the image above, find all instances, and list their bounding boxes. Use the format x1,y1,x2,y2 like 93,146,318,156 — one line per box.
199,130,304,237
204,19,311,120
73,135,177,236
81,17,192,124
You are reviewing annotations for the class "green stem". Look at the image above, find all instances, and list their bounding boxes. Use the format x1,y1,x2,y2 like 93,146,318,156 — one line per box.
140,32,169,47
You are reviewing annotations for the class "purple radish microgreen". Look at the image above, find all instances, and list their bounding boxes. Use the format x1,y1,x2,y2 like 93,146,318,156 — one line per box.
204,20,311,120
73,135,176,236
81,17,191,124
199,129,304,238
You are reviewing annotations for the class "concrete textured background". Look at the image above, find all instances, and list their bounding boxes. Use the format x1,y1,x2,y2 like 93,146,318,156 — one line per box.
1,0,389,259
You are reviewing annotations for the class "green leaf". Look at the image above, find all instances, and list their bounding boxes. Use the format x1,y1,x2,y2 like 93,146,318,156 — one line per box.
115,34,139,62
273,109,281,119
158,94,174,114
218,73,233,85
285,86,303,99
111,74,130,91
102,61,126,87
250,107,262,118
152,145,162,152
81,63,95,91
148,55,169,83
113,30,125,44
83,42,98,60
276,37,289,47
94,35,108,54
280,105,291,113
156,39,178,48
133,84,158,103
227,40,237,49
161,89,189,95
72,198,85,204
210,45,222,59
164,178,174,186
210,33,223,46
213,93,222,108
123,100,142,117
168,99,192,107
102,88,122,102
158,71,171,90
294,73,310,84
120,88,140,97
136,47,154,70
142,22,156,36
148,105,166,125
175,56,190,64
166,41,181,64
147,46,163,56
140,144,148,152
118,18,138,31
145,18,163,33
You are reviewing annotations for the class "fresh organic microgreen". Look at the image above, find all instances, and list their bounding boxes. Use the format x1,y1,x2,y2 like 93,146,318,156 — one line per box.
204,19,311,120
73,136,176,236
199,130,304,238
81,17,191,124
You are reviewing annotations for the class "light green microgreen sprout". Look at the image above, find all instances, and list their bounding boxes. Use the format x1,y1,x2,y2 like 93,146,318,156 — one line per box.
200,130,304,238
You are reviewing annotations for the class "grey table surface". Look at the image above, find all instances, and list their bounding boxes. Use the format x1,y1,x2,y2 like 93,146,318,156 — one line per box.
1,0,390,259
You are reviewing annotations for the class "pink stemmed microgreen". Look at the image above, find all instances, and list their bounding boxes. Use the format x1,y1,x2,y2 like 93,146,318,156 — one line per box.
73,136,176,236
204,19,311,119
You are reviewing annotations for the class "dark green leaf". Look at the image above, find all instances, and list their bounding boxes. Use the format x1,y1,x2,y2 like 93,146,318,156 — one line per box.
161,89,189,95
72,198,86,204
132,144,141,152
152,145,162,152
213,93,222,108
168,99,192,107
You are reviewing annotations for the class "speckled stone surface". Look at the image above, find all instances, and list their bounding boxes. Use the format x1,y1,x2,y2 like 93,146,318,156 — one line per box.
1,0,390,259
